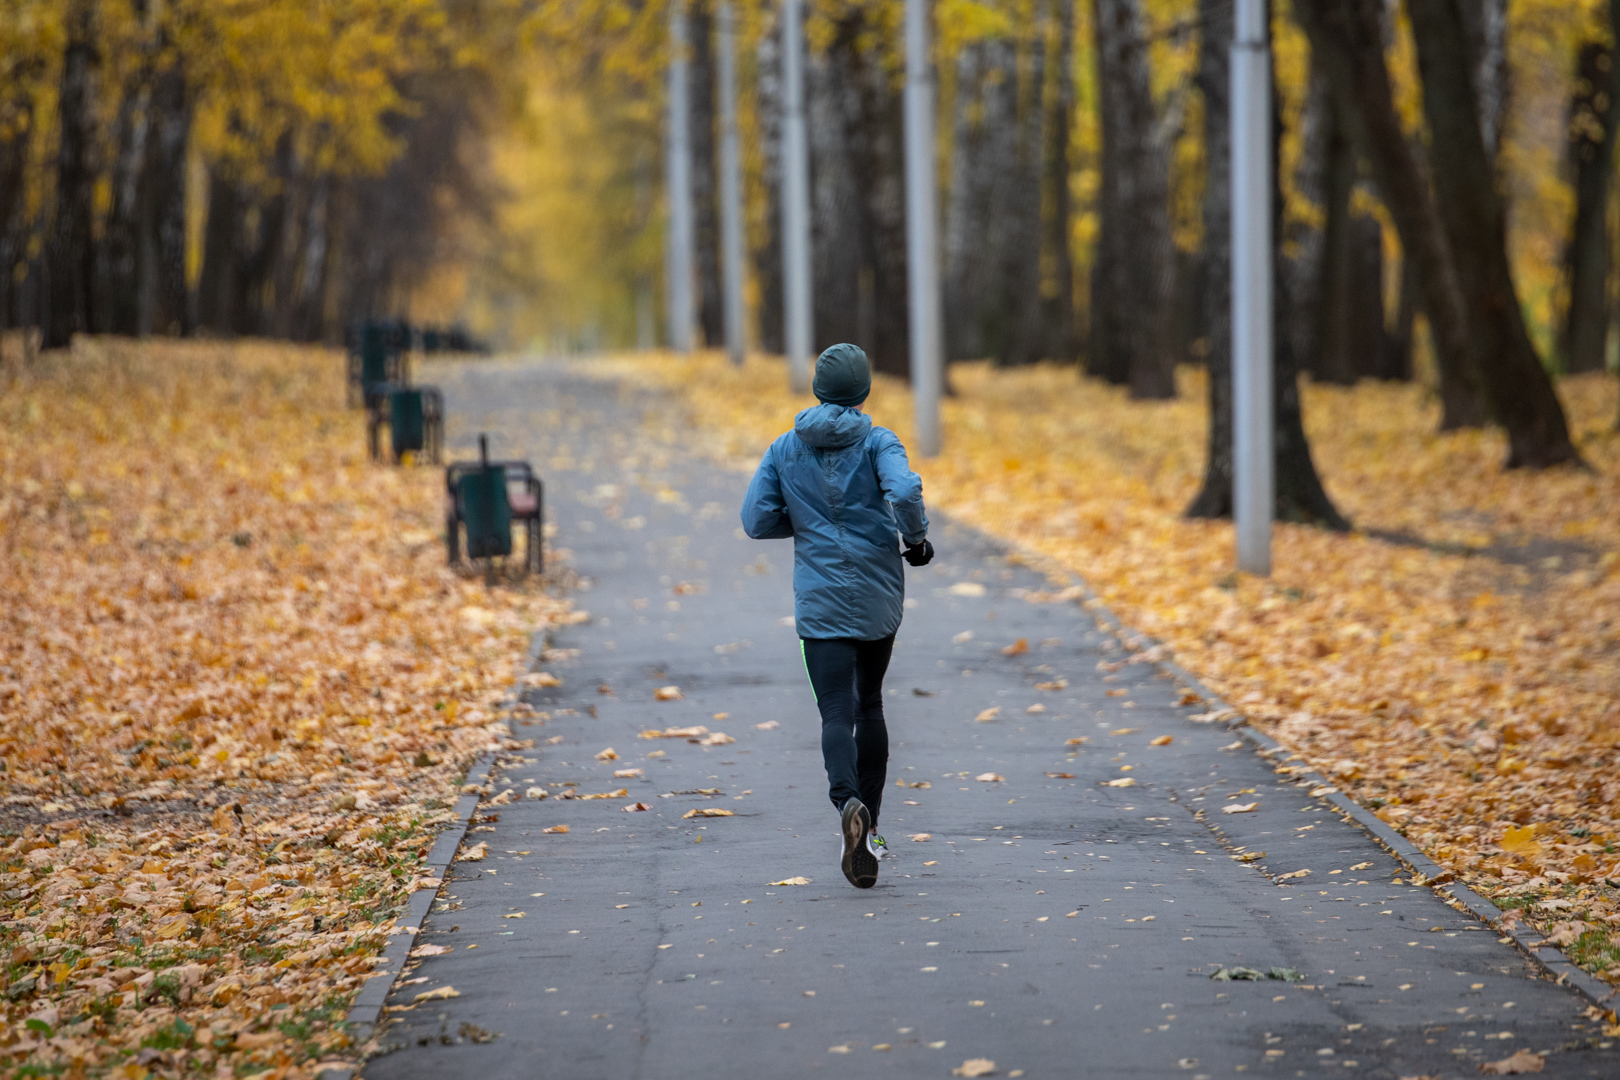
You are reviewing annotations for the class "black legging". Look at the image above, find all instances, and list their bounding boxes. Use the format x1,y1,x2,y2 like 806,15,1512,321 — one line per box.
801,635,894,827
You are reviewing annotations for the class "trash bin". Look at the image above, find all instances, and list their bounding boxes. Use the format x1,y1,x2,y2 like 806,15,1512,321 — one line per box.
390,389,425,459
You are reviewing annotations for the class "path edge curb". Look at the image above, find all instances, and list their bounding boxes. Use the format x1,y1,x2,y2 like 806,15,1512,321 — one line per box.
317,628,549,1080
1067,583,1617,1012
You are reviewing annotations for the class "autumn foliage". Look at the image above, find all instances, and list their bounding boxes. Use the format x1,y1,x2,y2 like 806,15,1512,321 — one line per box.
618,350,1620,982
0,340,566,1075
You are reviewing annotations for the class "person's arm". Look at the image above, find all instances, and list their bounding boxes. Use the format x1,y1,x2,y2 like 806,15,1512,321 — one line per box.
741,444,794,539
873,432,928,546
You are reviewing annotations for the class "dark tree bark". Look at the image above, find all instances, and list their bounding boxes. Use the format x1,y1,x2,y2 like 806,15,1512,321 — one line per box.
1310,90,1358,385
1293,0,1486,429
688,0,724,349
1406,0,1581,468
753,14,785,355
1040,0,1078,362
943,34,1046,366
1185,0,1232,518
1187,0,1346,529
807,11,910,376
99,76,150,336
196,168,242,334
1384,251,1418,381
1089,0,1176,397
45,0,101,350
237,132,294,335
142,56,191,337
1563,22,1620,375
0,78,37,335
1345,211,1388,379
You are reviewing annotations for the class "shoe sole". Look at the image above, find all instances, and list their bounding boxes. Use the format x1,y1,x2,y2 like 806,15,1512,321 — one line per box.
841,800,878,889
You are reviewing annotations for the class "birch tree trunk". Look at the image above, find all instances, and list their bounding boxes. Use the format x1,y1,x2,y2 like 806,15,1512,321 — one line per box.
1089,0,1176,398
1406,0,1580,468
45,0,101,349
754,14,785,355
1039,0,1078,362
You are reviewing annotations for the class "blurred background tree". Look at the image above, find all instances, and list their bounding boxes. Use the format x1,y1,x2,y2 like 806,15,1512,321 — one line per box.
1,0,1614,464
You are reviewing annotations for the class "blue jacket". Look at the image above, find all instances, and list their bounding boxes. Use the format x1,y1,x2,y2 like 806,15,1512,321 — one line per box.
741,404,928,641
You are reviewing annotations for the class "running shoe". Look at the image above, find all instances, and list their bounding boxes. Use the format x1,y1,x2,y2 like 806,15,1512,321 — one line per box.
840,798,878,889
867,832,890,860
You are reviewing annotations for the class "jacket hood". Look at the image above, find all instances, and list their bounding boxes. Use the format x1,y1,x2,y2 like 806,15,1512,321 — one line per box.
794,403,872,449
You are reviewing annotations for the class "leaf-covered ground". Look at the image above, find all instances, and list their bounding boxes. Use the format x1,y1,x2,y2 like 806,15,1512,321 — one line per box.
1,340,567,1077
611,352,1620,985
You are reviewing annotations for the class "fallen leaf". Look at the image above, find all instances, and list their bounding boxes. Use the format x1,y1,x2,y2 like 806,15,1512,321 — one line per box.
614,768,644,778
949,582,987,597
413,986,462,1002
975,772,1005,782
1001,638,1029,656
622,802,652,812
911,833,932,842
410,944,452,958
1479,1050,1545,1074
1035,679,1068,691
503,912,526,919
975,707,1002,723
701,732,735,746
595,747,620,761
1045,772,1075,779
953,1059,997,1078
767,876,813,886
1223,802,1259,814
525,787,549,800
1275,869,1312,881
1500,825,1541,857
682,807,735,818
1105,778,1136,788
1065,737,1089,746
1109,727,1137,735
1150,735,1173,746
542,824,570,834
654,686,683,701
756,720,780,730
1209,966,1265,981
578,788,631,800
458,842,488,862
525,672,562,687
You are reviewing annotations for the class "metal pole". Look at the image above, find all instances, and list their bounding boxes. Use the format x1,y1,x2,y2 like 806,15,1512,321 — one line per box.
903,0,942,456
717,0,748,367
780,0,814,392
665,0,695,353
1231,0,1272,575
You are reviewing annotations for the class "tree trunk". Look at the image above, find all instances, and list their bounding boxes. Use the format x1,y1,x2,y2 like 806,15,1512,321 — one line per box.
1458,0,1510,158
0,82,36,336
197,168,242,335
754,14,785,355
1311,91,1358,385
807,12,910,376
1090,0,1176,398
689,0,724,349
45,0,101,350
1384,252,1418,381
1293,0,1486,429
1187,0,1346,529
1346,211,1388,379
1407,0,1581,468
141,55,191,337
1563,28,1619,375
943,33,1046,367
1185,0,1232,517
1040,0,1078,362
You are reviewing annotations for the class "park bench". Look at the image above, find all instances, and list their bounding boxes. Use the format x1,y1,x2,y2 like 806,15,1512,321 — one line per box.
347,319,405,409
445,435,543,575
350,318,446,465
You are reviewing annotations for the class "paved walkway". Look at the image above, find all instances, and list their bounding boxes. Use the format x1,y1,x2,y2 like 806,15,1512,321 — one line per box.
366,359,1616,1079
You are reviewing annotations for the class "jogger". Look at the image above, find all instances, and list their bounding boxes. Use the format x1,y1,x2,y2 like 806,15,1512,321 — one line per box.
741,343,932,889
801,634,895,826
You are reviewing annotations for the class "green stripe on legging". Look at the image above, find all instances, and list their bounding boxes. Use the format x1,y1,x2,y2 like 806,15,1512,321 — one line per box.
800,638,817,702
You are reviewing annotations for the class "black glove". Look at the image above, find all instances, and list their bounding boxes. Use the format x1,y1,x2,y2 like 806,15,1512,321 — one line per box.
903,538,934,566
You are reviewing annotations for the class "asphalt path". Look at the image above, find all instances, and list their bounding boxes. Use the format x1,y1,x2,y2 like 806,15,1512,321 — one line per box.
365,358,1619,1079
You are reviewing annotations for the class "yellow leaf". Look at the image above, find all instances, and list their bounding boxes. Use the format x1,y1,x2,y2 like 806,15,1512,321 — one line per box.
1150,735,1173,746
1222,802,1259,813
1105,777,1136,788
595,747,619,760
413,986,462,1003
767,876,812,886
975,707,1002,723
1500,825,1541,856
1000,638,1029,656
542,824,570,834
654,686,683,701
682,807,735,818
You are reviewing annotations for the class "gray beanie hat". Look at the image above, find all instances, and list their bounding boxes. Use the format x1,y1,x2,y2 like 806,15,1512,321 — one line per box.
813,343,871,407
